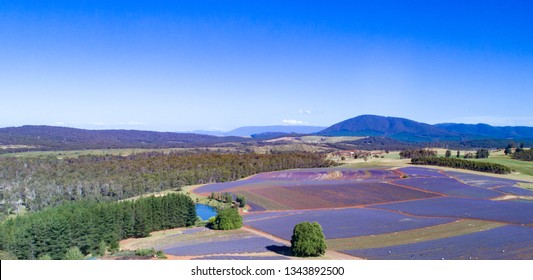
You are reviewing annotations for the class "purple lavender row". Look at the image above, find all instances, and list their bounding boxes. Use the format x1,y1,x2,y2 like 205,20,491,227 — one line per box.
394,177,502,199
342,225,533,260
495,186,533,197
398,167,449,178
267,182,437,207
162,236,285,256
444,171,525,188
372,197,533,224
194,178,266,193
245,207,455,240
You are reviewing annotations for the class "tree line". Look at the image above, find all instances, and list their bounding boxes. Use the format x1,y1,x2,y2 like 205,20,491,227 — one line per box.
411,157,511,174
0,152,336,217
399,149,438,159
0,193,196,260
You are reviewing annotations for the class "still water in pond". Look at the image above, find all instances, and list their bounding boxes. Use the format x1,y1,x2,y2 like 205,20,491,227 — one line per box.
196,204,217,220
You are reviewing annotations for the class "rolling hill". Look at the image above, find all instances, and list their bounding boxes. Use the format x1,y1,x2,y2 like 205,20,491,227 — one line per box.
2,116,533,153
0,125,249,152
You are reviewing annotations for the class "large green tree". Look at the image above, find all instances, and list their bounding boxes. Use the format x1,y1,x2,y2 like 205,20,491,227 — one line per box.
290,222,327,257
212,208,242,230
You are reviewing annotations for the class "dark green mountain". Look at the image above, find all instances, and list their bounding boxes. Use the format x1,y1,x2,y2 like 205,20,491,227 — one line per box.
318,115,533,142
318,115,458,142
435,123,533,139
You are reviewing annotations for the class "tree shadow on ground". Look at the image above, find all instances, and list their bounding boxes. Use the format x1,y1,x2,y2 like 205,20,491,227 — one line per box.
266,245,292,256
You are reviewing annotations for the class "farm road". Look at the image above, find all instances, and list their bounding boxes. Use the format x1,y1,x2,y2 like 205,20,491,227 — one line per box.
242,226,362,260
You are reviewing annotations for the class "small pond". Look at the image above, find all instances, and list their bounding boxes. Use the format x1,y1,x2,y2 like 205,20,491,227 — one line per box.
195,204,217,220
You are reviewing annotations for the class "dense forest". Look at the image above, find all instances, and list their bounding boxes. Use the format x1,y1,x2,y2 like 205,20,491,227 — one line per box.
411,157,511,174
0,193,196,260
0,152,336,216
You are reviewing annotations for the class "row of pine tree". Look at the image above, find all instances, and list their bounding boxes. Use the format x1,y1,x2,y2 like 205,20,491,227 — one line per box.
411,157,511,174
0,193,196,260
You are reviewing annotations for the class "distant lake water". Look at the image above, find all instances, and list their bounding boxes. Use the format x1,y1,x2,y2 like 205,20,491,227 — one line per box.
196,204,217,220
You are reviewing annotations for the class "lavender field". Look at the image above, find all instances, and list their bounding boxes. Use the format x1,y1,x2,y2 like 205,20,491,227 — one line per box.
342,225,533,260
444,171,526,188
494,186,533,196
398,167,450,178
244,208,456,240
394,177,503,199
372,197,533,224
160,235,285,256
178,166,533,260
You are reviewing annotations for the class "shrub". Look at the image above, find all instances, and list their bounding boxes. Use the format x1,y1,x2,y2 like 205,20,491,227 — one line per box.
0,250,18,260
134,248,166,258
290,222,327,257
476,149,490,159
64,247,84,260
236,195,246,208
212,208,242,230
38,254,52,260
512,148,533,161
98,241,107,256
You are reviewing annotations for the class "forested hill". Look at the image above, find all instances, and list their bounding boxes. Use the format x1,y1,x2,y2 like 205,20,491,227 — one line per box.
0,125,249,152
435,123,533,139
318,115,533,142
318,115,457,141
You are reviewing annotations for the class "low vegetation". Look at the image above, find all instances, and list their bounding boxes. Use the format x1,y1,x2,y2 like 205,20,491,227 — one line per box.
513,148,533,161
134,248,167,259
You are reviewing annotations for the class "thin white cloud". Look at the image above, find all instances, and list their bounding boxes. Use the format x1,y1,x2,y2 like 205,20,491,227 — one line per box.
91,122,105,126
282,119,308,125
126,121,145,126
298,109,312,115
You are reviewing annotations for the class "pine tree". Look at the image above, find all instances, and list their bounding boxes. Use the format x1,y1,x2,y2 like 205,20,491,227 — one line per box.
64,246,84,260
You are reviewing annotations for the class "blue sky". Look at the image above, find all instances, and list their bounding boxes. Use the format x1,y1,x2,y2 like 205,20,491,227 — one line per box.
1,1,533,131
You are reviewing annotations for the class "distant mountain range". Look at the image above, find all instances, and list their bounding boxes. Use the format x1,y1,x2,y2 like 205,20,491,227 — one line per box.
0,125,249,152
1,115,532,153
435,123,533,139
193,125,326,137
317,115,533,142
